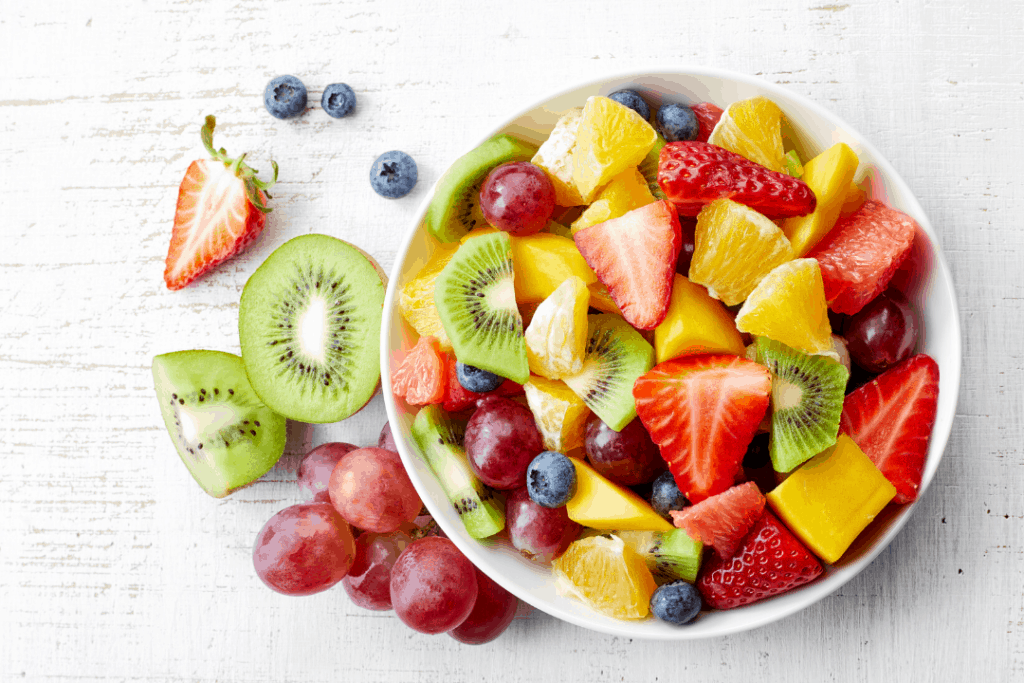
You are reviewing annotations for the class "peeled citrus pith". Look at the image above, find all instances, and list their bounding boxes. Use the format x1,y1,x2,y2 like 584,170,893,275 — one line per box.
524,275,589,379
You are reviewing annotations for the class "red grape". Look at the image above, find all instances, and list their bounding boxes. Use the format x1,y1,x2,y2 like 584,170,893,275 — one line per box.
448,567,518,645
297,442,357,502
464,396,544,490
342,529,413,610
844,288,919,373
584,415,665,486
378,421,397,453
390,537,478,634
676,218,697,277
252,502,356,596
505,486,581,563
328,447,422,533
479,162,555,236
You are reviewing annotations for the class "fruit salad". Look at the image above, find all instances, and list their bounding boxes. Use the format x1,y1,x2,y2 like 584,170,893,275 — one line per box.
393,89,941,625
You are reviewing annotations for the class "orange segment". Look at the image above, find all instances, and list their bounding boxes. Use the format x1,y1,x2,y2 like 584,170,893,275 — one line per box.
572,96,658,203
532,107,586,207
708,96,786,173
688,198,794,306
571,167,656,235
552,534,657,619
524,276,589,379
734,258,832,354
523,376,590,454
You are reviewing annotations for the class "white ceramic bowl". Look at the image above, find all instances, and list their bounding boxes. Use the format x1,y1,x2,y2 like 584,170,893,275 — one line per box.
381,68,961,640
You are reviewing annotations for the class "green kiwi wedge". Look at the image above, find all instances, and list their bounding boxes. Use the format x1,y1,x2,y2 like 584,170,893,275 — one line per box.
238,234,386,423
755,336,849,473
152,350,286,498
423,134,538,243
617,529,703,583
411,404,505,539
434,231,529,383
637,133,667,200
564,314,654,432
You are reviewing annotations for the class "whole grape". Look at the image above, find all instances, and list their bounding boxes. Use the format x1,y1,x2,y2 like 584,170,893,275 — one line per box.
390,537,478,634
464,396,544,490
505,486,581,563
297,442,357,502
342,530,413,610
479,162,555,236
328,447,422,533
448,567,519,645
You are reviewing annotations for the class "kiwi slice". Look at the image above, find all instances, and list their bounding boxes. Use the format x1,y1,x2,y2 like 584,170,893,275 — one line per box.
563,314,654,432
618,529,703,583
434,231,529,383
411,405,505,539
152,350,286,498
637,133,668,200
423,134,538,243
238,234,386,423
755,336,849,473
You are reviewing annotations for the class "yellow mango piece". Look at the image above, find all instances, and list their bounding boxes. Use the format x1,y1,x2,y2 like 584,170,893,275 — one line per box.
840,180,867,216
462,228,598,303
655,274,745,363
572,96,658,203
708,96,786,173
767,435,896,563
398,244,459,350
781,143,859,256
523,376,590,453
525,276,589,379
566,457,674,531
571,167,656,235
587,282,621,315
735,259,832,354
532,107,586,207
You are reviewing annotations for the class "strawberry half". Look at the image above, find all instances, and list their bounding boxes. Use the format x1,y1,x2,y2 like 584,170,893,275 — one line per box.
658,141,816,219
840,354,939,503
633,355,771,503
690,102,724,143
573,200,681,330
697,510,823,610
671,481,765,559
164,116,278,290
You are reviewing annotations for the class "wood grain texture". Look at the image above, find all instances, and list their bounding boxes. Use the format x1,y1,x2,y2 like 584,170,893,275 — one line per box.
1,0,1020,680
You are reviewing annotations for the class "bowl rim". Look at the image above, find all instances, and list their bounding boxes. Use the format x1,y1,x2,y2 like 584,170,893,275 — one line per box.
380,66,962,640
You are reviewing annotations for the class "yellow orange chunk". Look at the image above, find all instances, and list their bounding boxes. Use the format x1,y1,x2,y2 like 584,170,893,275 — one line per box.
572,96,658,203
532,107,586,207
708,96,786,173
552,534,656,620
735,258,832,354
767,435,896,563
654,274,745,363
782,143,860,256
566,457,674,532
688,198,794,306
571,167,656,235
398,244,459,351
525,276,589,379
523,376,590,455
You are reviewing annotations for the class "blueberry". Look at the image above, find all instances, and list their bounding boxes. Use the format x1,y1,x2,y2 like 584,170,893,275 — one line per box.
526,451,577,508
456,362,503,394
656,103,699,142
608,89,650,121
322,83,356,118
264,75,307,119
650,580,702,625
650,471,688,518
370,150,418,199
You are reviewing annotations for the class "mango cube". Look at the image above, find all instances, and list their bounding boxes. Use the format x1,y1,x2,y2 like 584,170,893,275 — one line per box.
655,274,745,363
781,143,859,256
766,434,896,564
566,457,674,532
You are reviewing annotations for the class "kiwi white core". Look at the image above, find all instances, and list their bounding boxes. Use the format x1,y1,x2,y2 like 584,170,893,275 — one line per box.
487,278,517,313
299,296,329,363
773,377,804,411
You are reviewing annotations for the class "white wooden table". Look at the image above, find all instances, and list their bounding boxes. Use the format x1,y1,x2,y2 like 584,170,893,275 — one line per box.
2,1,1020,680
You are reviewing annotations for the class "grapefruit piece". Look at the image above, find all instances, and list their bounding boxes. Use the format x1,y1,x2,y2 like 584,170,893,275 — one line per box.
390,336,447,405
671,481,766,559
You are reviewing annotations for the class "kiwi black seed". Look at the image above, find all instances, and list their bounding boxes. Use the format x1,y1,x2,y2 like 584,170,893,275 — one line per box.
152,350,286,498
755,336,849,473
563,314,654,432
238,234,385,424
422,134,538,243
410,405,504,539
434,231,529,384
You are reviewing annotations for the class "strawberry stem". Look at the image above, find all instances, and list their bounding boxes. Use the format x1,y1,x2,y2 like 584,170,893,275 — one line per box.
200,115,278,214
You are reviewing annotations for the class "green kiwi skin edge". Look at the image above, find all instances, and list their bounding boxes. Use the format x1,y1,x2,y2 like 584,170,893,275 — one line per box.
152,350,286,498
423,134,538,244
637,133,668,201
411,405,505,539
618,529,703,583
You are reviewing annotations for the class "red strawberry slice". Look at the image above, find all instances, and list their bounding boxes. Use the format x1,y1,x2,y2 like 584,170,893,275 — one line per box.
840,354,939,503
691,102,724,143
633,355,771,502
698,510,823,609
671,481,765,558
657,141,816,219
391,336,447,405
573,200,681,330
442,355,523,412
164,116,278,290
808,200,917,315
